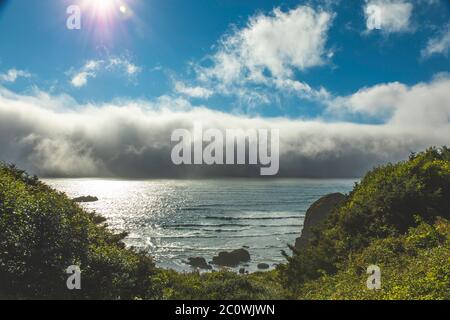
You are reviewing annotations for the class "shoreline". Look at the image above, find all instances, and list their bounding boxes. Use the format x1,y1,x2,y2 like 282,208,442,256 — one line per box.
44,178,356,275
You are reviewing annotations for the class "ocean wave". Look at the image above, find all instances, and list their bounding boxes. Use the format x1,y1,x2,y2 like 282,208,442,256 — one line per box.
202,216,302,221
198,228,249,233
155,244,289,251
163,223,303,228
155,231,299,239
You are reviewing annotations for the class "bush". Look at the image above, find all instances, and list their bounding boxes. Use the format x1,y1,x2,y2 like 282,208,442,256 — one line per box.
0,163,160,300
298,218,450,300
281,147,450,293
2,146,449,300
155,269,288,300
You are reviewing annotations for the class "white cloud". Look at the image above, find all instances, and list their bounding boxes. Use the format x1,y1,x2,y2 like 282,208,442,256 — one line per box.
203,6,333,81
107,57,142,75
0,69,31,83
364,0,413,33
70,57,141,88
71,71,94,88
174,81,213,99
84,60,101,71
422,24,450,58
328,75,450,128
0,76,449,178
274,79,331,100
126,64,140,75
196,5,334,103
330,82,407,117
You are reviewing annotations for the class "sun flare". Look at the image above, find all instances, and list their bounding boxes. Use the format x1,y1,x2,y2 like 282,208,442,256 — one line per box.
82,0,117,18
81,0,132,20
90,0,114,10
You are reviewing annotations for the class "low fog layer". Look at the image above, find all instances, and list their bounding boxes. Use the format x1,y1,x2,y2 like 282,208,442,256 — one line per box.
1,76,449,178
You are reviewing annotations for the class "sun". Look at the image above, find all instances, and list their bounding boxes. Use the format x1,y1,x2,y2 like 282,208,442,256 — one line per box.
79,0,134,41
88,0,114,9
81,0,132,20
82,0,116,17
95,0,115,10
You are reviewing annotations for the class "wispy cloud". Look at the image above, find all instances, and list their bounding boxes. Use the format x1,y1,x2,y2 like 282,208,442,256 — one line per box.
71,71,93,88
174,81,213,99
107,57,142,76
0,69,31,83
274,79,331,101
364,0,414,34
421,24,450,58
70,57,142,88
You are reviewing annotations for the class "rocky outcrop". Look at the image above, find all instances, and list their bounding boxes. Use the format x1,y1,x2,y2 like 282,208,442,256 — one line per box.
73,196,99,203
187,257,212,270
257,263,270,270
212,249,251,267
295,193,346,250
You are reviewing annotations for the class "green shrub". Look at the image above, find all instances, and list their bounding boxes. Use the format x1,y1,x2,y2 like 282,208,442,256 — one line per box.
155,269,288,300
281,147,450,293
298,218,450,300
2,146,449,300
0,163,160,300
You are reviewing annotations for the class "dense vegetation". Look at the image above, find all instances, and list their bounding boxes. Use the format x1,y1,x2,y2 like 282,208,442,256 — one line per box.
0,147,449,300
298,217,450,299
281,147,450,299
0,165,159,299
155,269,287,300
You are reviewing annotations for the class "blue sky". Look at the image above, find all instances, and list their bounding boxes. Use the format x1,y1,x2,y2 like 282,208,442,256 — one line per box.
0,0,450,178
1,0,449,119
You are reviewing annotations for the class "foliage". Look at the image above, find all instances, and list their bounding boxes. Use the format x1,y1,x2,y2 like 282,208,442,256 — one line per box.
0,162,286,300
0,163,160,300
1,146,449,300
280,147,450,297
298,218,450,300
154,269,288,300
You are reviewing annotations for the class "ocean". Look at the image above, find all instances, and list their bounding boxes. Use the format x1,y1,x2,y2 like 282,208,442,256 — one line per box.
44,178,356,272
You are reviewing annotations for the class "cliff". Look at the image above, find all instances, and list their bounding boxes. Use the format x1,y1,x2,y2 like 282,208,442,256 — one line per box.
295,193,346,250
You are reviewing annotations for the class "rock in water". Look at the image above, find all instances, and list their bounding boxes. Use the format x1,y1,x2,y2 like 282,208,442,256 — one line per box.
212,249,251,267
187,257,212,270
257,263,270,270
295,193,346,250
73,196,99,203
